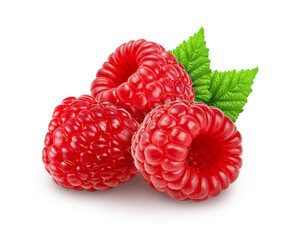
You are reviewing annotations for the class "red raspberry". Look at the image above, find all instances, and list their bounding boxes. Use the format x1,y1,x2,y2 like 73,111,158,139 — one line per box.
42,95,138,191
131,101,242,201
90,39,195,123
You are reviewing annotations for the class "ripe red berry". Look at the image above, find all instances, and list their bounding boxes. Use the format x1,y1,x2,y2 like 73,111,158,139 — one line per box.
42,95,138,191
131,101,242,201
90,39,195,123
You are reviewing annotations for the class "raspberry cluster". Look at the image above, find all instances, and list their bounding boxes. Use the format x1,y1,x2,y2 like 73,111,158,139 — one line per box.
43,39,244,202
42,95,138,191
91,40,195,123
131,101,242,201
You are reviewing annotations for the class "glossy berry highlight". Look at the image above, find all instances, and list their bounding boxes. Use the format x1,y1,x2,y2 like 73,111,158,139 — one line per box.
131,101,242,201
90,39,195,123
42,95,138,191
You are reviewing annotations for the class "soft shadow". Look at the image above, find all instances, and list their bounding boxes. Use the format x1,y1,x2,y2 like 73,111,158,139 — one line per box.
45,174,237,210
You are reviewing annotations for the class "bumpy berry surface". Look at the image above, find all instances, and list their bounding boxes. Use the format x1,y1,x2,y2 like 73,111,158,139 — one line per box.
131,101,242,201
90,39,195,123
42,95,138,191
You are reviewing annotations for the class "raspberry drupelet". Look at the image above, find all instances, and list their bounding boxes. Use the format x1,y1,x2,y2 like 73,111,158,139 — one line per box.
90,39,195,123
42,95,138,191
131,100,242,202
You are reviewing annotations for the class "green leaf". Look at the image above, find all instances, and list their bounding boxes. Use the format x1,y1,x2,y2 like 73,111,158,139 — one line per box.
208,67,259,122
170,27,211,103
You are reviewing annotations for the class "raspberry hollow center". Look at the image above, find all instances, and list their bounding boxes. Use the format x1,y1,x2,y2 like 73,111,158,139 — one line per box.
186,134,221,172
116,59,138,86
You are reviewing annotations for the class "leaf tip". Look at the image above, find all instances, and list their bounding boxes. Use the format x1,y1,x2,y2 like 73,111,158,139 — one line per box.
198,26,205,34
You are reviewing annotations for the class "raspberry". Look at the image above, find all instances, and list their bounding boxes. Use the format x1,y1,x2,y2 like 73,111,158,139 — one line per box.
90,39,195,123
131,101,242,201
42,95,138,191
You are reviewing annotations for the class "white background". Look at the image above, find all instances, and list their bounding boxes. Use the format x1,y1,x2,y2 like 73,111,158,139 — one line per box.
1,0,293,239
